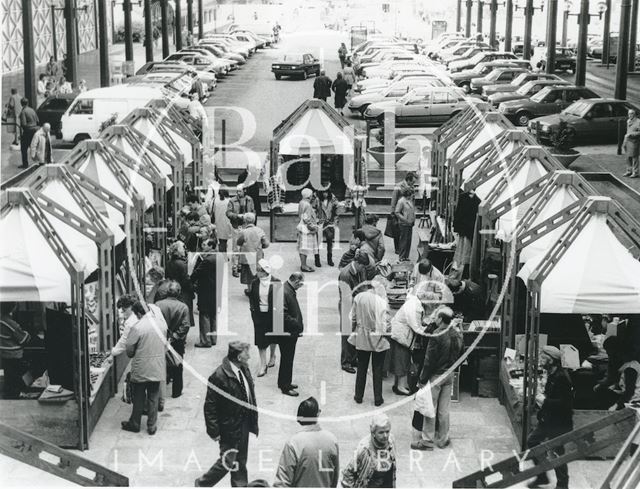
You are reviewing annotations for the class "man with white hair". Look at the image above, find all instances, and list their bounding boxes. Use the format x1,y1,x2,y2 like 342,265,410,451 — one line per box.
413,306,463,450
29,122,53,165
236,212,270,295
227,184,255,276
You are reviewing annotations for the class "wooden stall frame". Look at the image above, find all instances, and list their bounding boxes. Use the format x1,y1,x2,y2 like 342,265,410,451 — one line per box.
500,172,597,357
269,99,363,242
147,99,203,189
22,165,117,353
519,196,640,449
101,123,183,245
2,189,89,449
63,144,147,293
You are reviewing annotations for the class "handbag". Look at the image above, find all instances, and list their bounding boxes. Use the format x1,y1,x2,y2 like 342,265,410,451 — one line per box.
384,213,399,238
1,104,9,122
122,372,132,404
323,225,335,241
296,220,309,233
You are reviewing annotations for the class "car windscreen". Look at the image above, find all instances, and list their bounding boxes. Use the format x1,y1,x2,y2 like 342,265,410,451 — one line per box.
282,54,305,64
562,100,591,117
530,87,552,102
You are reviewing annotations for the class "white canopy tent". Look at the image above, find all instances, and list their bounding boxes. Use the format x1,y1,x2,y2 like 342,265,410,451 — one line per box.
518,213,640,313
278,107,354,155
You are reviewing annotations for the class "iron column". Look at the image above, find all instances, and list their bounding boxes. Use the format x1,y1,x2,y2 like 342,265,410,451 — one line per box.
175,0,183,50
466,0,473,36
629,0,638,72
187,0,194,34
477,0,484,35
97,0,109,86
22,0,36,107
144,0,153,61
523,0,534,61
575,0,589,86
489,0,498,47
64,0,78,84
198,0,204,39
123,0,133,62
546,0,558,74
602,0,611,65
161,0,170,59
505,0,514,51
561,5,569,46
457,0,463,31
615,0,632,99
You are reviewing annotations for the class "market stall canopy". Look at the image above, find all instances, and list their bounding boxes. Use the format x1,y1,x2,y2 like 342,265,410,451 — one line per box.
274,99,355,155
446,112,512,164
0,191,85,302
518,207,640,313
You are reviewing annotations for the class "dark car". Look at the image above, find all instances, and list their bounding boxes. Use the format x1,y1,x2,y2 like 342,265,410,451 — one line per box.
449,59,532,91
36,93,76,138
488,79,571,106
537,47,577,73
529,99,640,144
498,85,599,126
271,53,321,80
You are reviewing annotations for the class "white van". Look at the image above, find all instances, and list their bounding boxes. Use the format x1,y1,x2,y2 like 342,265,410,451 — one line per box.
60,86,163,144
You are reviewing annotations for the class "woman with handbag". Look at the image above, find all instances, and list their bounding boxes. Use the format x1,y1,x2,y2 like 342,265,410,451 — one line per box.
297,188,320,272
315,189,339,267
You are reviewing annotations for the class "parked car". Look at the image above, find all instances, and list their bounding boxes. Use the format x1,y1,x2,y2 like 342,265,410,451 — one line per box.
482,72,565,97
448,51,518,73
529,98,640,144
199,39,249,60
271,53,321,80
468,67,530,94
135,61,217,88
498,85,599,126
364,61,430,79
354,69,451,93
193,43,246,64
164,52,229,76
450,59,532,91
512,42,535,57
36,93,76,138
363,87,469,126
537,47,577,73
488,79,571,106
178,48,237,71
443,46,493,65
347,77,448,115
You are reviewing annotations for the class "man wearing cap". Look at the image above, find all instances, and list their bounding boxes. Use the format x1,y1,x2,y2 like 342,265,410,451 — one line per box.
526,345,573,489
274,397,340,487
198,341,258,487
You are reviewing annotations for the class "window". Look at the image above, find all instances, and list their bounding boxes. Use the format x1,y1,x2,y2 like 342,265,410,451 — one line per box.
613,104,628,117
590,104,613,118
70,99,93,115
565,90,583,103
542,91,561,103
432,92,449,104
408,95,429,105
498,72,513,81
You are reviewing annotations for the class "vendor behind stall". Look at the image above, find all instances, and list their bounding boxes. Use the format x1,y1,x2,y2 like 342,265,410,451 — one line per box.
595,336,640,411
410,259,445,292
0,302,31,399
445,278,483,321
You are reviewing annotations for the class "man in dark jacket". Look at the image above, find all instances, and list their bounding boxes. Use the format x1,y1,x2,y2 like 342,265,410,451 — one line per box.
413,306,462,450
277,272,305,397
191,239,219,348
446,278,484,321
197,341,258,487
313,70,332,101
389,172,416,253
338,251,369,373
155,281,191,398
359,214,385,263
526,346,573,489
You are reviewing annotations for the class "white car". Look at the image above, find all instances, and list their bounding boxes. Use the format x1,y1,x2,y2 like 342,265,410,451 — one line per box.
355,71,452,93
364,61,431,79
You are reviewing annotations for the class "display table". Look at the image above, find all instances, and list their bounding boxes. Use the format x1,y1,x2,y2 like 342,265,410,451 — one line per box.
499,360,633,458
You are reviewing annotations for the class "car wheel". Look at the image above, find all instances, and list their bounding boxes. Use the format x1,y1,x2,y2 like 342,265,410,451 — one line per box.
516,112,532,127
73,134,90,145
275,74,281,80
302,70,308,80
358,104,370,116
565,127,577,146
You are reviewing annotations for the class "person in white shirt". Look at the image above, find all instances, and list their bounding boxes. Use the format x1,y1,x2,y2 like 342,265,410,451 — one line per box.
410,258,445,292
188,91,207,122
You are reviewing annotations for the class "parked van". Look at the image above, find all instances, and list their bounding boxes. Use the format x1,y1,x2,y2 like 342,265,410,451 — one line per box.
60,86,163,144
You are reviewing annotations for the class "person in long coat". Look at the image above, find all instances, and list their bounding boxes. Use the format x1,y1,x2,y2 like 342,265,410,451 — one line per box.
213,189,233,252
332,73,349,114
166,240,195,326
297,188,320,272
248,259,279,377
315,189,339,266
395,187,416,261
191,238,219,348
624,109,640,178
313,71,332,101
236,212,270,295
5,88,22,145
197,341,259,487
342,62,356,91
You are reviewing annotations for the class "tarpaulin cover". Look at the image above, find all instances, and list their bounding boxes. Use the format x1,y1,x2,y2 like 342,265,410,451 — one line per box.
518,213,640,313
279,108,353,155
0,206,72,302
